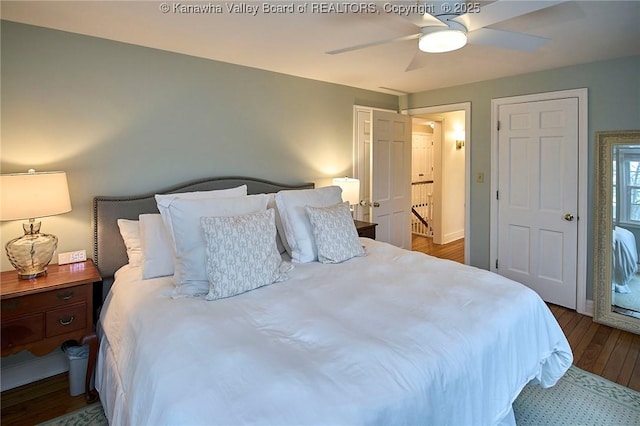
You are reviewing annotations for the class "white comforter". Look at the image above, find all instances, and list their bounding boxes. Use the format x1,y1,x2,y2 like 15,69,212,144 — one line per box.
613,226,638,293
96,239,572,426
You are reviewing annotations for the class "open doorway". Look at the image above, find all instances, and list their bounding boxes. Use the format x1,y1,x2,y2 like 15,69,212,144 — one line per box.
405,103,470,264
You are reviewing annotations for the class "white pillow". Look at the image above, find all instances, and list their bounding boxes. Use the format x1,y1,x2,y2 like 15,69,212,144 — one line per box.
267,193,288,254
139,214,175,279
117,219,142,267
200,209,291,301
306,202,365,264
275,186,342,263
155,185,247,241
157,194,269,296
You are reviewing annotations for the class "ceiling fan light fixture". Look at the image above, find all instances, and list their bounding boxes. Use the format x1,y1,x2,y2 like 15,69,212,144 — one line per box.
419,22,467,53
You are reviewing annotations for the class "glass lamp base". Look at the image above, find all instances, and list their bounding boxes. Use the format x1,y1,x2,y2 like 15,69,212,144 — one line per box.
5,221,58,280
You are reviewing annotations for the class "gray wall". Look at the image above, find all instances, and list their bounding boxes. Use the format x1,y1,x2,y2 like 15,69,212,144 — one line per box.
3,20,639,302
0,21,398,271
402,55,640,298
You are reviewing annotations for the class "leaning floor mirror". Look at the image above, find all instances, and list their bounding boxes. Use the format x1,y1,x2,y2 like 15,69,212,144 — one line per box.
594,130,640,334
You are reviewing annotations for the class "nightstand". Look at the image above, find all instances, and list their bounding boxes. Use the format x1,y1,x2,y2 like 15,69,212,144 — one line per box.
1,260,102,402
354,220,378,240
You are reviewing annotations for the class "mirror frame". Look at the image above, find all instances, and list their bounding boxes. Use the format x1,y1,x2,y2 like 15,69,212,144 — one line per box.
594,130,640,334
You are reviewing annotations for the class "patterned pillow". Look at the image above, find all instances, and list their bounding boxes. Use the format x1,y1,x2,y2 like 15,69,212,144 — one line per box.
157,194,269,297
305,201,365,264
275,186,343,263
200,209,291,300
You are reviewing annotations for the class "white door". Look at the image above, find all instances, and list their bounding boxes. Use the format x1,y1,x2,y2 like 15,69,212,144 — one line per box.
371,110,412,249
497,98,578,308
412,132,433,182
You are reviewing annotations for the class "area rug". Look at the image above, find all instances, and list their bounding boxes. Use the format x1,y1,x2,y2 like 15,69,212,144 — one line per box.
37,402,107,426
514,365,640,425
39,366,640,425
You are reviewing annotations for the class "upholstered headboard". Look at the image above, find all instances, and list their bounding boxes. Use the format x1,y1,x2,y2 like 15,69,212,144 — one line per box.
93,176,314,281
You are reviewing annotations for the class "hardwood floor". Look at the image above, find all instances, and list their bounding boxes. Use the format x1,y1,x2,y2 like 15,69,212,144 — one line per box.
549,303,640,392
0,372,89,426
411,234,465,263
2,237,639,423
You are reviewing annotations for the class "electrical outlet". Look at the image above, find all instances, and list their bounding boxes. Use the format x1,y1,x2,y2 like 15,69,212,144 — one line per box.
58,250,87,265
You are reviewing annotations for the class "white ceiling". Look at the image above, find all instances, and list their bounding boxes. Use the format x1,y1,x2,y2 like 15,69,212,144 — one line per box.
2,1,639,95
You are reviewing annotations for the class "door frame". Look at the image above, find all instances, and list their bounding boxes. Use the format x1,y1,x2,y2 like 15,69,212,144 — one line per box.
404,102,471,265
490,89,589,315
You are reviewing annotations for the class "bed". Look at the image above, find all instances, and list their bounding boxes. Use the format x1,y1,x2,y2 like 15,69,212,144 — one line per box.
93,176,572,426
613,226,639,294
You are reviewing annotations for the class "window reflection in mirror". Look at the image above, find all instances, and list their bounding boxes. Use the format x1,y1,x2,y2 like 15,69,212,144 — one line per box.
612,144,640,319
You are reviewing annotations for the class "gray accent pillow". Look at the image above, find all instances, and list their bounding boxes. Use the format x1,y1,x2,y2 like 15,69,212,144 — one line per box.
305,201,365,264
200,209,291,300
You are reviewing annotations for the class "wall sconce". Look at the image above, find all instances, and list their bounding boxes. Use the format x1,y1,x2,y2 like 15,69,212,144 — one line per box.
0,169,72,279
332,177,360,217
453,124,465,150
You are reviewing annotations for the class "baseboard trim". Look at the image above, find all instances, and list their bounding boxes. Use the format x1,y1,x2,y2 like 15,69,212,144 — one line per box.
583,299,594,317
443,230,464,245
1,349,68,391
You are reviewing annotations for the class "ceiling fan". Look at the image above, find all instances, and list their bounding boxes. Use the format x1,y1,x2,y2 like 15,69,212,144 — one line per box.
326,0,566,57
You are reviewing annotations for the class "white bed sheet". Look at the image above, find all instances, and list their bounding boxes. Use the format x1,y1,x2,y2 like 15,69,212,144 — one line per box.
613,226,638,293
96,238,572,426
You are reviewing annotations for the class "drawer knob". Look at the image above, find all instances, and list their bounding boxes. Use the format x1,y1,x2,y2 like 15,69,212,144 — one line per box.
57,291,75,301
58,315,76,326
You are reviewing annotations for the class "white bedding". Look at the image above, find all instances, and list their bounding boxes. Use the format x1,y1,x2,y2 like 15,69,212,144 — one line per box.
96,238,572,426
613,226,639,293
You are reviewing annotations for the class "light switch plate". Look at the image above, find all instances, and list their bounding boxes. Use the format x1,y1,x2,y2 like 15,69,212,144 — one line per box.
58,249,87,265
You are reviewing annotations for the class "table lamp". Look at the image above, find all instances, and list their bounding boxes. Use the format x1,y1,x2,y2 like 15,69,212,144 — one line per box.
1,169,72,279
332,177,360,217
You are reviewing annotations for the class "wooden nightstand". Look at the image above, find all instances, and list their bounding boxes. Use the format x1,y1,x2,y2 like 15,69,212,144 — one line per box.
1,260,102,402
354,220,378,240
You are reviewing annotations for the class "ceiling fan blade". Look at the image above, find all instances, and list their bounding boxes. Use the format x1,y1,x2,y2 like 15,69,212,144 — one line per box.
404,12,448,28
326,33,420,55
405,50,431,72
453,0,567,32
404,50,428,72
467,28,550,51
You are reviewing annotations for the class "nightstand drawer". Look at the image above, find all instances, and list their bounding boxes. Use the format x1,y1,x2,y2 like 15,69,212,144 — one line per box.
46,303,87,337
1,314,44,350
1,285,88,320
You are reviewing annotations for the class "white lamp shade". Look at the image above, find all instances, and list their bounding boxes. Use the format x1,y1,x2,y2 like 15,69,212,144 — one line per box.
1,171,72,221
333,177,360,206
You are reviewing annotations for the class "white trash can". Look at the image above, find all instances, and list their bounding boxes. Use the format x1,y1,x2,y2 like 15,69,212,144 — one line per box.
61,341,91,396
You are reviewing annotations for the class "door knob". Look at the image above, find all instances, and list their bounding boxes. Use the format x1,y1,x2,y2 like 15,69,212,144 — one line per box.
564,213,575,221
359,201,381,208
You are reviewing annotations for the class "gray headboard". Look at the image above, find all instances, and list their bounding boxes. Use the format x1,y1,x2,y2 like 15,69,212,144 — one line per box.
93,176,314,280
